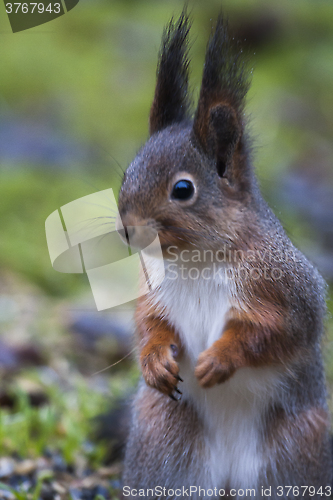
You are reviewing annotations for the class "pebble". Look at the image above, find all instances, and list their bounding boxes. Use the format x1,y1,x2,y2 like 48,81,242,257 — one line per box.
14,459,36,475
0,458,15,478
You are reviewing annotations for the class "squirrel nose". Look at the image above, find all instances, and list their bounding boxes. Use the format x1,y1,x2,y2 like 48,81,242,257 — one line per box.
116,212,142,246
117,213,158,250
117,211,138,230
125,226,136,241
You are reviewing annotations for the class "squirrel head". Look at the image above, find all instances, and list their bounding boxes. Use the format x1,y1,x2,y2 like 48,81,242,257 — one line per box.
118,10,257,253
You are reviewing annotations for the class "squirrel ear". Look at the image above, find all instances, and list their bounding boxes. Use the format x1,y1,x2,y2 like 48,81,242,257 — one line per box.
149,10,191,136
207,104,241,178
192,15,251,181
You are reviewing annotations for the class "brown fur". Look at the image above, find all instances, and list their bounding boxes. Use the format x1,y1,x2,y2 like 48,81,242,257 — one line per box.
135,298,181,396
119,9,332,496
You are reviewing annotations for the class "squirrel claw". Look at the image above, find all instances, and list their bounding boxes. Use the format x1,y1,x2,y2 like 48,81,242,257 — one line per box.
170,388,182,402
176,375,183,382
140,345,180,396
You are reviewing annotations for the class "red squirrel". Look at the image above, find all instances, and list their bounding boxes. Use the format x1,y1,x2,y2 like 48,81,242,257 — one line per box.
117,10,332,498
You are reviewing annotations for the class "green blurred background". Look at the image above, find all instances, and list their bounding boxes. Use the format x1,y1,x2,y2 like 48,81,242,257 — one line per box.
0,0,333,488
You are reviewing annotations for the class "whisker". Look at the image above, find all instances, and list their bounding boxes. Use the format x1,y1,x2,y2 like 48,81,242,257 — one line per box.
93,230,126,247
91,346,137,375
75,200,119,217
71,217,116,232
95,144,126,182
79,216,116,224
68,219,117,241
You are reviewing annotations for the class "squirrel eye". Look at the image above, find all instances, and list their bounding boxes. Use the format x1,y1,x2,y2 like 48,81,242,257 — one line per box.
171,179,195,201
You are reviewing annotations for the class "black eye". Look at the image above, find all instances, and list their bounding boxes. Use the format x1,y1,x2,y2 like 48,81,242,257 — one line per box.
171,179,195,201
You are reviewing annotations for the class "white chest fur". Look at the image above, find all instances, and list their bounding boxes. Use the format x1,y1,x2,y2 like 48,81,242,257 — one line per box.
154,261,280,491
157,262,232,361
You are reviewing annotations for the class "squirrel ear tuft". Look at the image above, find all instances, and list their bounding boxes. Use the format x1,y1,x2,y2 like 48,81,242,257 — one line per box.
208,105,241,178
192,15,251,181
149,9,192,136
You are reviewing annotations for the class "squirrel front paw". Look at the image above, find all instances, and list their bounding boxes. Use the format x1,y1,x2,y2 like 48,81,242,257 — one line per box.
140,344,182,399
195,346,236,388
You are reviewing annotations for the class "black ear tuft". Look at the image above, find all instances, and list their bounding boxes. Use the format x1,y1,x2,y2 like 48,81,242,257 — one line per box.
209,105,241,177
149,9,192,136
192,15,251,181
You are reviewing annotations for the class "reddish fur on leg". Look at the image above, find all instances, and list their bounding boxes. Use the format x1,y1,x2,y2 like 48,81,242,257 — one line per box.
136,300,181,396
195,305,295,388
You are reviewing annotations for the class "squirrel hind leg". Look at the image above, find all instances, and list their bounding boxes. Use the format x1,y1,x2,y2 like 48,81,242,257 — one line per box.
261,405,332,489
123,382,206,492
